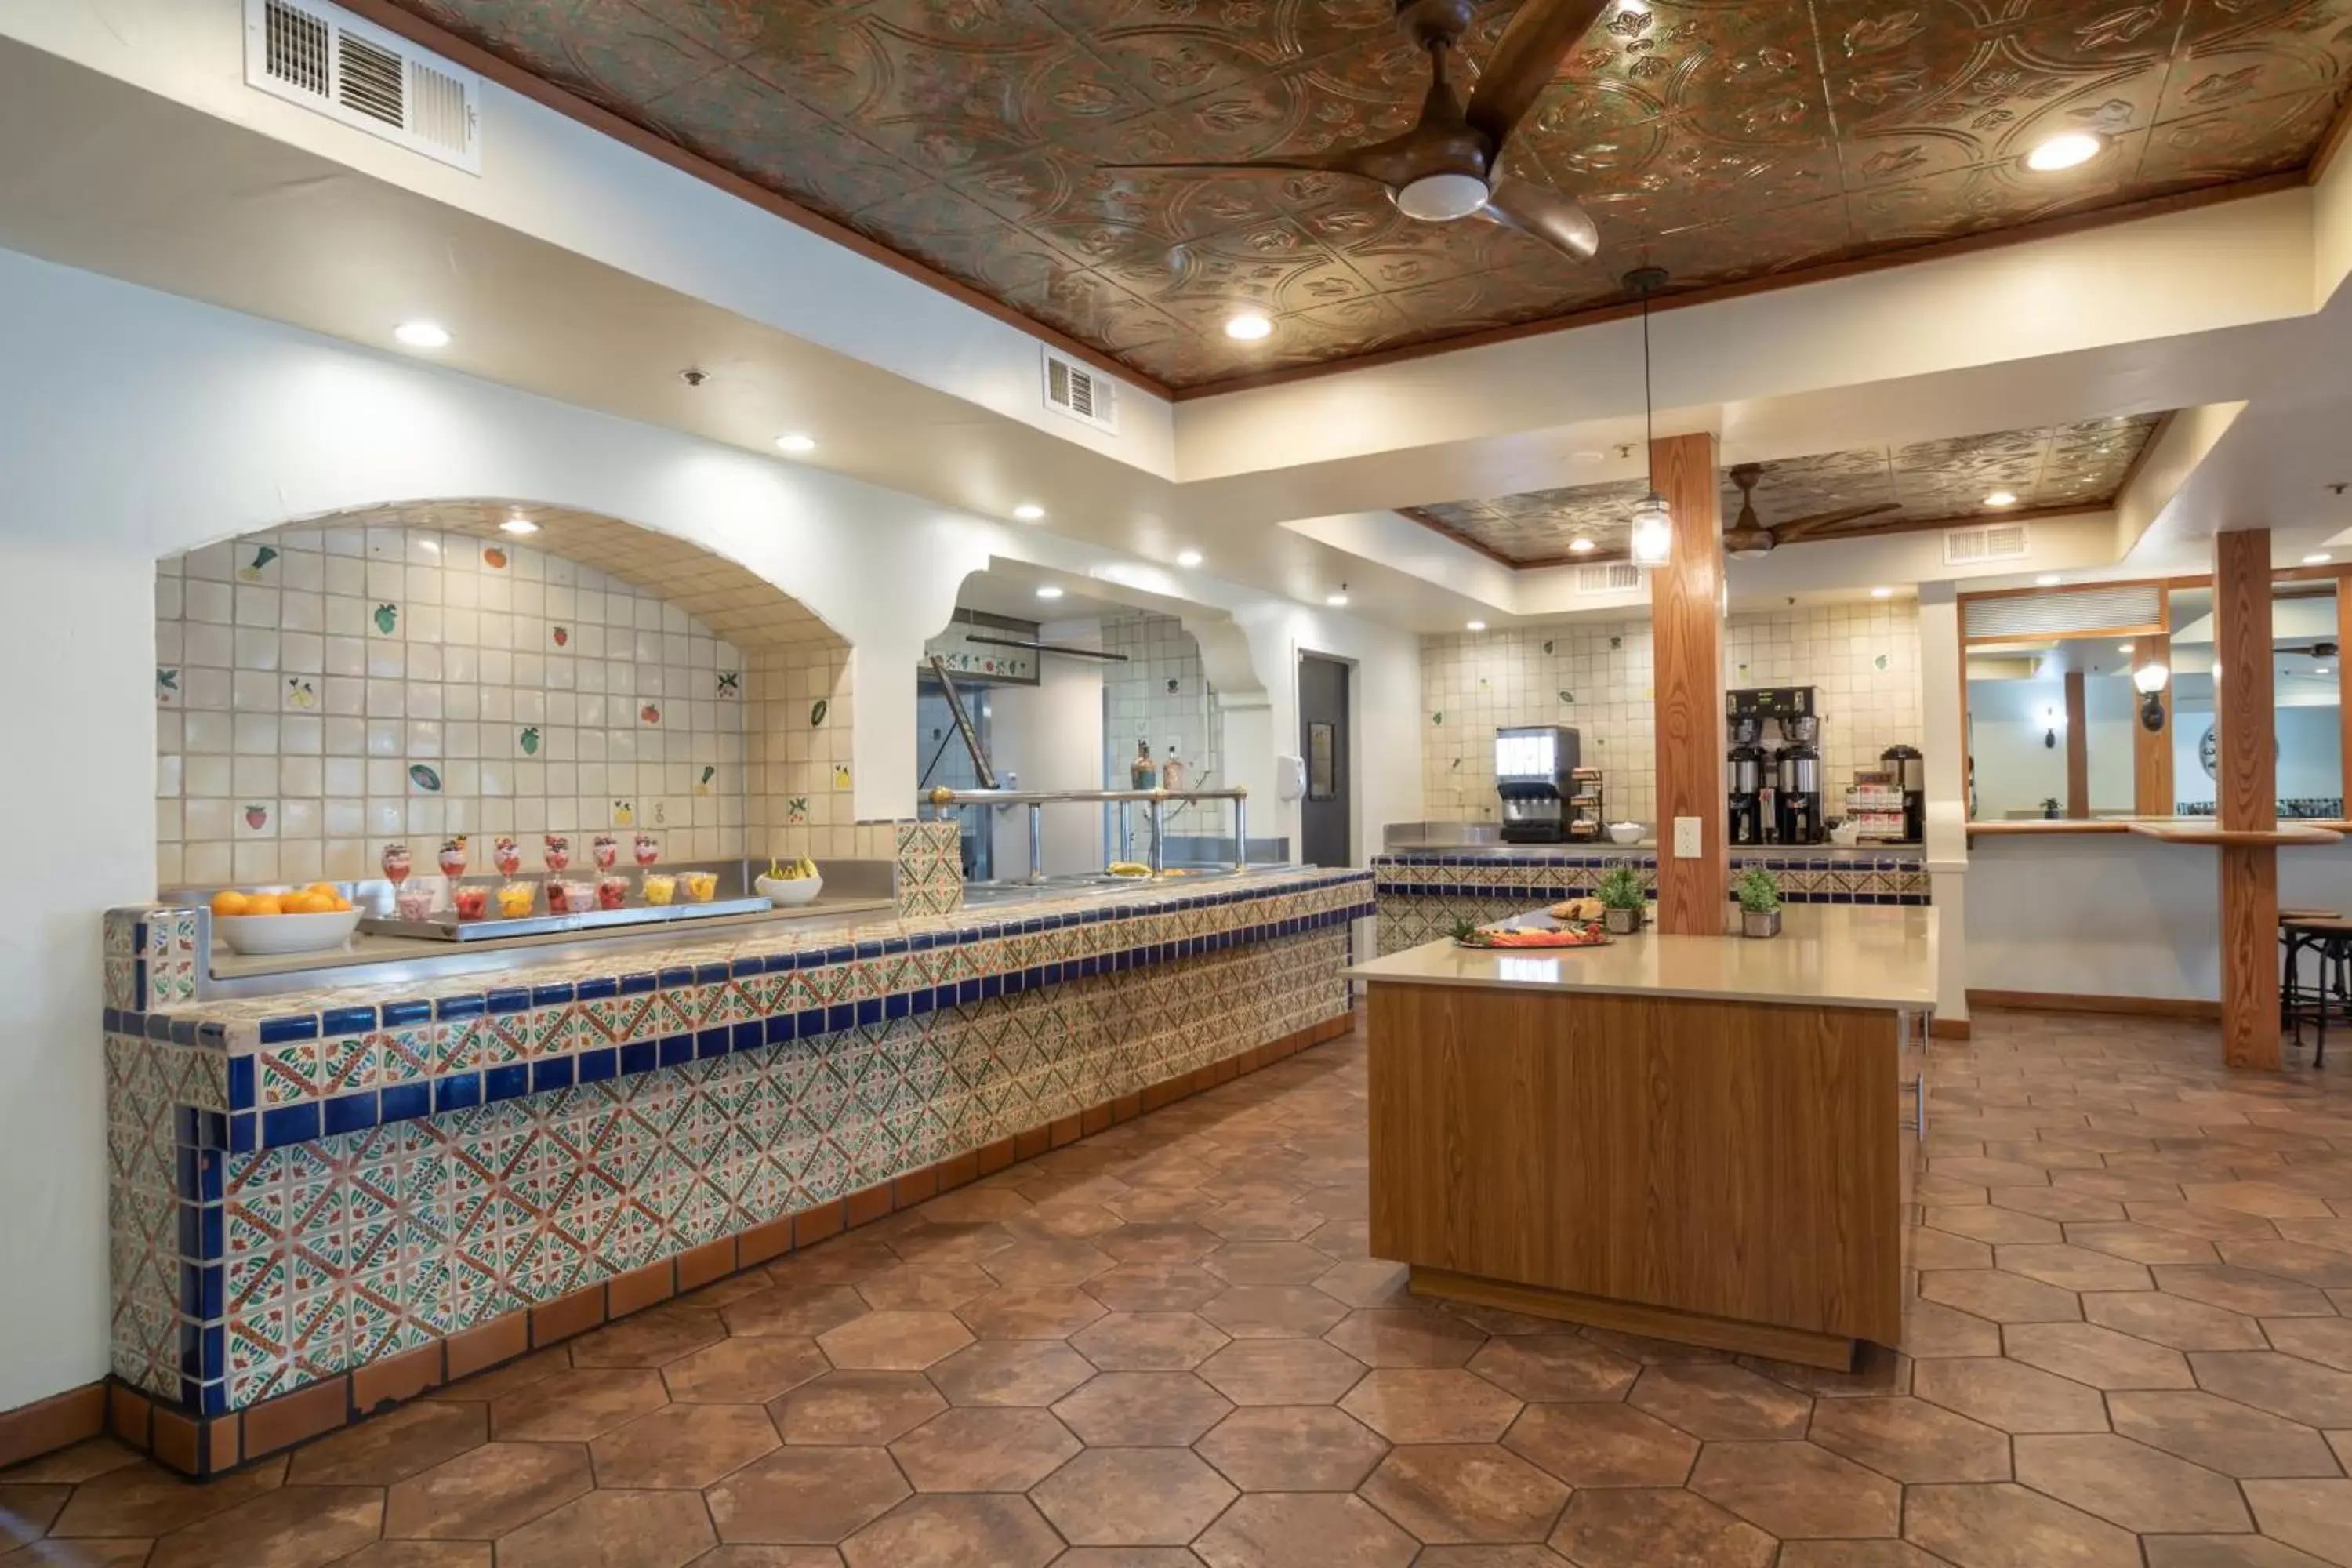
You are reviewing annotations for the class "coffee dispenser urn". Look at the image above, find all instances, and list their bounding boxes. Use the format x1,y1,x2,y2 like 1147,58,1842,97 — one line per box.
1727,744,1766,846
1777,742,1824,845
1882,743,1926,844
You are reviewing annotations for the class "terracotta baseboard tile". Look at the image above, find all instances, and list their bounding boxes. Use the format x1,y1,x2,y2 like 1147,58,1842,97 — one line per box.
932,1151,978,1192
844,1181,895,1230
1014,1127,1051,1160
794,1199,845,1248
607,1261,675,1319
1931,1018,1972,1040
205,1414,240,1472
150,1407,201,1475
677,1237,738,1292
1080,1104,1112,1137
0,1382,105,1471
1048,1114,1081,1149
976,1138,1017,1175
894,1165,938,1207
445,1313,529,1381
106,1385,150,1450
353,1343,442,1413
243,1376,347,1459
531,1285,606,1348
1112,1093,1142,1123
739,1214,795,1267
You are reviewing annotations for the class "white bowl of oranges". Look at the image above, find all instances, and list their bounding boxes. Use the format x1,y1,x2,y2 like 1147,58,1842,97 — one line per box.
209,884,364,956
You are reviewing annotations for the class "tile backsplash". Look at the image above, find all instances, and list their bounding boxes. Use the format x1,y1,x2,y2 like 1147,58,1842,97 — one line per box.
1102,612,1228,837
156,523,760,891
1421,601,1922,826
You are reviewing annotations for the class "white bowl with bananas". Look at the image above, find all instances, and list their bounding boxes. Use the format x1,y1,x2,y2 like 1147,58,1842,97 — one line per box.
755,857,824,906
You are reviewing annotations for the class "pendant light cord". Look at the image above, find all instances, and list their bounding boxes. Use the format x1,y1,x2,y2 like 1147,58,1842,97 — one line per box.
1641,283,1654,492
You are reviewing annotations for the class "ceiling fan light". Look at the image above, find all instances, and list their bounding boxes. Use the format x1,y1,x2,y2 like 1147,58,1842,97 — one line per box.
1394,172,1491,223
1628,492,1674,567
1567,537,1596,554
2025,132,2104,172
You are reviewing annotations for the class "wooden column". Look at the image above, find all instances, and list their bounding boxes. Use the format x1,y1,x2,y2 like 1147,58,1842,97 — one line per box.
2215,529,2280,1070
2063,670,2089,818
1648,431,1730,935
2133,634,2175,818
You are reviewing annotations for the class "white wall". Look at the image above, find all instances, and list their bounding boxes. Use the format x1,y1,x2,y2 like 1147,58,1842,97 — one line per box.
1967,677,2136,818
988,622,1106,877
2171,701,2343,810
0,246,1421,1412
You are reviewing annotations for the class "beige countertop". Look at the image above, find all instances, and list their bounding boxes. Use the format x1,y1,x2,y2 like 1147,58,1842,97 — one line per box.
1345,904,1936,1011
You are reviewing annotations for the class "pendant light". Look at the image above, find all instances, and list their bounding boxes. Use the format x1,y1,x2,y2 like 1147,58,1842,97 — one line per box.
1625,267,1674,568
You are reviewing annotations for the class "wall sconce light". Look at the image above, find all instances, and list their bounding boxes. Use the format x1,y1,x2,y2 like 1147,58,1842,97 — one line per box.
2134,661,2170,732
2042,704,2063,750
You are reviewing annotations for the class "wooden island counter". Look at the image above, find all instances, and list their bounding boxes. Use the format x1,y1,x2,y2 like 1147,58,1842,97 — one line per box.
1345,904,1936,1370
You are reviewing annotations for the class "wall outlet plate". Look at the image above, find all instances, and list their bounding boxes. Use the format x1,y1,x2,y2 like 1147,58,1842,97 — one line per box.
1672,816,1703,858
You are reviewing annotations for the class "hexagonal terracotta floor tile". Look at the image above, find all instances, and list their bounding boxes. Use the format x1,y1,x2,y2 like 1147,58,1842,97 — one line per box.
1910,1357,2110,1434
1626,1363,1813,1441
1340,1368,1523,1444
288,1400,487,1486
887,1406,1079,1491
1194,1406,1389,1491
1084,1262,1226,1312
140,1483,383,1568
383,1443,593,1541
853,1264,998,1312
1322,1308,1486,1368
1197,1340,1368,1406
2190,1350,2352,1426
1203,1242,1335,1286
488,1369,670,1443
1502,1402,1699,1488
1030,1449,1237,1546
957,1286,1109,1340
2012,1433,2252,1535
1312,1259,1412,1308
2107,1388,2343,1478
1901,1482,2142,1568
564,1307,727,1368
1925,1207,2064,1245
1690,1441,1902,1539
2260,1316,2352,1373
2151,1268,2336,1319
982,1238,1116,1287
1991,1246,2154,1294
1051,1372,1232,1445
1201,1286,1350,1340
1805,1396,2012,1483
1193,1492,1417,1568
2213,1240,2352,1288
840,1494,1064,1568
816,1309,973,1370
724,1283,873,1340
888,1221,1018,1269
1998,1323,2194,1390
926,1340,1098,1406
1098,1222,1225,1263
1466,1335,1639,1403
2244,1479,2352,1564
661,1334,830,1405
2081,1290,2267,1352
1917,1270,2083,1324
1069,1311,1229,1370
586,1403,779,1490
770,1370,946,1446
492,1489,715,1568
1358,1445,1569,1544
704,1446,910,1544
1548,1486,1774,1568
2060,1222,2223,1266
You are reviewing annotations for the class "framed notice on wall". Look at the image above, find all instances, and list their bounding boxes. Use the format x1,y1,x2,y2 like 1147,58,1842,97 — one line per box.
1308,722,1337,801
923,612,1040,685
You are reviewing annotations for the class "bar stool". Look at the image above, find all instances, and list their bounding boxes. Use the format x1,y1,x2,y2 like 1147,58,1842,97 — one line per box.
2281,913,2350,1065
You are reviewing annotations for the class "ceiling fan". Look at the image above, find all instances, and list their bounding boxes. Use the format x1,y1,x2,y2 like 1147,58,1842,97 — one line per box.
1102,0,1606,263
1722,463,1902,558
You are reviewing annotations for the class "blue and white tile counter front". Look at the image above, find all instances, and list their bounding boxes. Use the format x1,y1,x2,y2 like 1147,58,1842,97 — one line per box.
99,866,1372,1472
1372,844,1929,953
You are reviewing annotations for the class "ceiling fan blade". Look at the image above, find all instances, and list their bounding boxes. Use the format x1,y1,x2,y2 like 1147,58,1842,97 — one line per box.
1478,176,1599,261
1463,0,1613,153
1723,524,1777,557
1772,503,1903,541
1097,152,1374,180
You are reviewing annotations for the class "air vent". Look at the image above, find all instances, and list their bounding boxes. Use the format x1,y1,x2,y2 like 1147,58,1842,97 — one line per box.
1965,583,2165,640
1042,347,1118,434
1574,561,1642,595
245,0,481,173
1944,521,2031,565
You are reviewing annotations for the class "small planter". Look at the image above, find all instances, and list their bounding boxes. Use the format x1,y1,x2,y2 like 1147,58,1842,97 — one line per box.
1602,906,1641,935
1742,909,1782,939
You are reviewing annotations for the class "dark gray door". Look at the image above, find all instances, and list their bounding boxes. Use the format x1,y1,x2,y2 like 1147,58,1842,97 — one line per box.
1299,654,1351,868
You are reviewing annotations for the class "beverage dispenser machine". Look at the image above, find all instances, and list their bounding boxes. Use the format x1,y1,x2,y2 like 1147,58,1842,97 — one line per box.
1495,726,1581,844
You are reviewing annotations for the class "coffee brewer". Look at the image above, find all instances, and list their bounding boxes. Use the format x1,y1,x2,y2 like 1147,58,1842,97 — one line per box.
1882,743,1926,844
1495,725,1581,844
1728,688,1824,845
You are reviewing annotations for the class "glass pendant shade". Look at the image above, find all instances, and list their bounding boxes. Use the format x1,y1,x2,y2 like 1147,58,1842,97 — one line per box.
1628,492,1673,567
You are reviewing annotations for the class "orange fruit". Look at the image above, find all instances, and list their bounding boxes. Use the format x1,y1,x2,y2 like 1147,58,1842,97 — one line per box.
209,890,250,918
306,882,339,901
243,894,284,916
285,892,329,915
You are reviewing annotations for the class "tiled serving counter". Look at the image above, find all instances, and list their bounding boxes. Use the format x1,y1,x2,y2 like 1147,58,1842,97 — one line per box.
1372,844,1929,953
100,863,1372,1474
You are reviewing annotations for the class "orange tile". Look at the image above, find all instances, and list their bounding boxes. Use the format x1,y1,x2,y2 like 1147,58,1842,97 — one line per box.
446,1312,529,1381
0,1381,105,1470
606,1261,675,1319
352,1341,443,1413
105,1384,150,1450
1112,1093,1142,1123
1049,1114,1082,1149
977,1138,1018,1174
1081,1104,1112,1136
1015,1127,1051,1160
148,1407,201,1475
932,1151,978,1192
676,1236,738,1291
739,1214,795,1266
242,1375,348,1458
205,1414,241,1472
894,1164,938,1207
844,1181,895,1230
794,1199,845,1248
531,1285,607,1348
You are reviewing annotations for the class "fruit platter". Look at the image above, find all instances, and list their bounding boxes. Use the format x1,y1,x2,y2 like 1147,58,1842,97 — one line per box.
1446,916,1613,950
209,884,364,955
754,856,824,906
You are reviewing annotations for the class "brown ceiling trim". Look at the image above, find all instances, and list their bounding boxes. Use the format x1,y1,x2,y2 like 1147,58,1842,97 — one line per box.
1395,506,1530,570
2112,408,2176,500
2309,93,2352,188
332,0,1174,402
1171,174,2305,402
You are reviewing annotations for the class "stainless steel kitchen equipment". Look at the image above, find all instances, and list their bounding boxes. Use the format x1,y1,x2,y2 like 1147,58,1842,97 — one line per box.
1882,743,1926,844
1494,725,1581,844
1729,687,1824,844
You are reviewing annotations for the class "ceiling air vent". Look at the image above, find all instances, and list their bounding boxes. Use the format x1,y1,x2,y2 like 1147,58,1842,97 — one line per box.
1574,561,1642,595
1042,347,1118,434
245,0,481,174
1944,521,2031,566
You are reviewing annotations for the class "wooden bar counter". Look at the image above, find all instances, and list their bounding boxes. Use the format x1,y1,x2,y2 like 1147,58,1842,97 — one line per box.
1345,905,1936,1370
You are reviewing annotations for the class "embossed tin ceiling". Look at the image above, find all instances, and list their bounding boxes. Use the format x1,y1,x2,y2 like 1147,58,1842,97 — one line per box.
1405,413,2166,564
382,1,2352,391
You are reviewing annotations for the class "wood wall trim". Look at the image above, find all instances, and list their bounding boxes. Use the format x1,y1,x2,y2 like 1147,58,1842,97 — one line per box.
1648,432,1730,935
0,1381,106,1470
2063,669,2089,819
1968,989,2222,1021
2338,588,2352,815
1408,1266,1862,1371
2132,631,2174,817
2215,528,2281,1071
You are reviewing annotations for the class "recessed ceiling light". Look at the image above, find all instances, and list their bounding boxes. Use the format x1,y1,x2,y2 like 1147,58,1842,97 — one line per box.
2025,132,2104,172
2118,642,2134,653
2036,573,2062,586
1570,450,1605,463
1013,503,1046,522
1568,537,1596,554
1984,491,2019,508
1467,620,1486,631
1325,593,1349,608
499,515,539,535
394,321,451,348
1175,549,1203,568
1224,312,1273,341
2307,553,2333,564
775,433,817,455
2318,667,2334,676
1035,585,1064,600
1870,586,1893,600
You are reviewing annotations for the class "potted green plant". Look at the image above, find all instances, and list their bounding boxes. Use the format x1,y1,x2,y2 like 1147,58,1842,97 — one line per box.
1735,866,1782,938
1595,865,1646,935
2039,796,2061,820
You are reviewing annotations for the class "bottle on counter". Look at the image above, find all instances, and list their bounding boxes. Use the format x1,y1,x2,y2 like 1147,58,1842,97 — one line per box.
1161,745,1186,793
1130,739,1157,791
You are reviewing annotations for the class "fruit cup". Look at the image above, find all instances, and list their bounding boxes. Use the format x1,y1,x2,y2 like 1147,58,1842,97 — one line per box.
453,884,489,922
641,873,676,907
543,834,571,873
437,838,468,879
395,887,437,922
593,834,619,871
381,843,412,887
492,837,521,876
495,882,537,920
546,880,593,913
682,870,719,903
596,875,630,911
633,833,659,868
